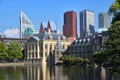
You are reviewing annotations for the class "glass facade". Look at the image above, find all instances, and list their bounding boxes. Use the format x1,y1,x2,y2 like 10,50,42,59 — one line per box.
80,10,94,38
99,12,111,29
20,11,35,39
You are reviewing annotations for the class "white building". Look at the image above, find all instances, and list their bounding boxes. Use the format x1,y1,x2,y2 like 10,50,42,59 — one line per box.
24,29,70,64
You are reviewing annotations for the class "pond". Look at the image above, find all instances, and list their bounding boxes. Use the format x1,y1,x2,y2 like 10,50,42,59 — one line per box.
0,64,119,80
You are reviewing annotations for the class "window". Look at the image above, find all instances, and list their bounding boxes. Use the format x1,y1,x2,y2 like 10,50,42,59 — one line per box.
45,52,47,56
45,45,47,49
36,53,37,58
63,45,65,49
40,52,43,57
50,45,52,50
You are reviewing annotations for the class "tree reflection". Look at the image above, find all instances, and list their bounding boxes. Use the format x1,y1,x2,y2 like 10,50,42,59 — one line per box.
0,66,23,80
0,65,119,80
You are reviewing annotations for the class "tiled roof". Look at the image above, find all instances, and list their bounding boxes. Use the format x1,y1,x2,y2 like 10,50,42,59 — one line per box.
28,32,68,42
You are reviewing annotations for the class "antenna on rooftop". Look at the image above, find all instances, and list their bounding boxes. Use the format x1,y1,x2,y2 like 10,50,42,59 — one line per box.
55,21,58,30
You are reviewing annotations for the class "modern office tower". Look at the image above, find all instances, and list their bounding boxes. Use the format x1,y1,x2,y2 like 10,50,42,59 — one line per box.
98,12,111,29
63,11,77,38
20,11,35,39
80,10,94,38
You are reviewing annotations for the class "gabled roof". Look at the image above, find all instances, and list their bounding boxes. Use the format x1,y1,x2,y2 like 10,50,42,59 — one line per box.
28,31,68,41
27,36,40,42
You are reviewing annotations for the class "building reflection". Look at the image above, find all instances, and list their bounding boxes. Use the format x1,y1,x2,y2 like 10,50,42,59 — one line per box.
24,64,68,80
24,64,117,80
0,65,119,80
24,64,46,80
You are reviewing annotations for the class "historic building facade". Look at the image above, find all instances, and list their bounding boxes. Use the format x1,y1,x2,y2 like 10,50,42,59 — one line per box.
24,29,70,64
0,36,27,47
64,30,109,60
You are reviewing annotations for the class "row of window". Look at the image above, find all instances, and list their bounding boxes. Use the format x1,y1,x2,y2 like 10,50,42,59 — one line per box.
26,52,43,59
45,44,67,50
67,45,100,52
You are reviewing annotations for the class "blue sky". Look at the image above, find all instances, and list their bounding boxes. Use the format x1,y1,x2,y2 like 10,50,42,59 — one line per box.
0,0,114,38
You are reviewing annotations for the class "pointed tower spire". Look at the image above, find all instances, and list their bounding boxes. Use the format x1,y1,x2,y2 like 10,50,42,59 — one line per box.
47,20,52,32
39,22,44,33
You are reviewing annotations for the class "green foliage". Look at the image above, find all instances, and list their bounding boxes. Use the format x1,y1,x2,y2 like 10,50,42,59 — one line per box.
8,41,23,61
84,58,90,64
109,1,120,14
60,55,89,65
92,0,120,74
0,42,8,60
105,22,120,68
74,57,83,64
109,0,120,24
93,51,107,65
60,55,74,65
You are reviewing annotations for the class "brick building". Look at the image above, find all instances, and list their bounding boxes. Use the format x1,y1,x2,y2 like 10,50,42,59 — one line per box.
63,11,77,40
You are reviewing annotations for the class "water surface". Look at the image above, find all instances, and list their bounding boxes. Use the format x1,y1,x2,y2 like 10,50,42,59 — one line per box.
0,64,119,80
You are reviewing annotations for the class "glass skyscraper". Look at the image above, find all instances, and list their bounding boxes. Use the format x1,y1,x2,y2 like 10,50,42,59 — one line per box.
98,12,111,29
80,10,94,38
20,11,35,39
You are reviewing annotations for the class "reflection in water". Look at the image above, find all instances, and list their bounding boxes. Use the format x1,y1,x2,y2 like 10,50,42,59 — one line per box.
0,66,24,80
0,65,119,80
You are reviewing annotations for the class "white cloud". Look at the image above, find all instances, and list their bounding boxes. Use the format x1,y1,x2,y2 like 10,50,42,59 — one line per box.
3,28,19,38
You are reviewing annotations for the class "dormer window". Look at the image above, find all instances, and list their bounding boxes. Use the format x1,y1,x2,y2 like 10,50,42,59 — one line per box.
87,38,90,43
48,35,52,40
79,39,82,44
75,40,78,44
83,38,86,44
61,36,65,40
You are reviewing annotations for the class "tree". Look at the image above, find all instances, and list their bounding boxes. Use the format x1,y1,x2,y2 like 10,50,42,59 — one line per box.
91,0,120,74
8,41,23,61
101,0,120,74
60,55,73,65
93,51,107,66
74,57,83,64
109,0,120,24
0,42,8,61
84,58,90,64
105,22,120,67
60,55,84,65
107,0,120,68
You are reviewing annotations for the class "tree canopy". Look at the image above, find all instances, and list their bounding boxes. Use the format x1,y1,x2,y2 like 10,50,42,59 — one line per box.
104,21,120,69
109,0,120,24
8,41,23,61
93,0,120,74
0,42,8,60
60,55,89,65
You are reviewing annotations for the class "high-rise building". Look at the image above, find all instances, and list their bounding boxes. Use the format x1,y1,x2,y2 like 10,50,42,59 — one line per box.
20,11,35,39
98,12,111,29
63,11,77,38
80,10,94,38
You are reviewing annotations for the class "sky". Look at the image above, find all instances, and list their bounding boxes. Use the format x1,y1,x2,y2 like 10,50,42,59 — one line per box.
0,0,114,38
